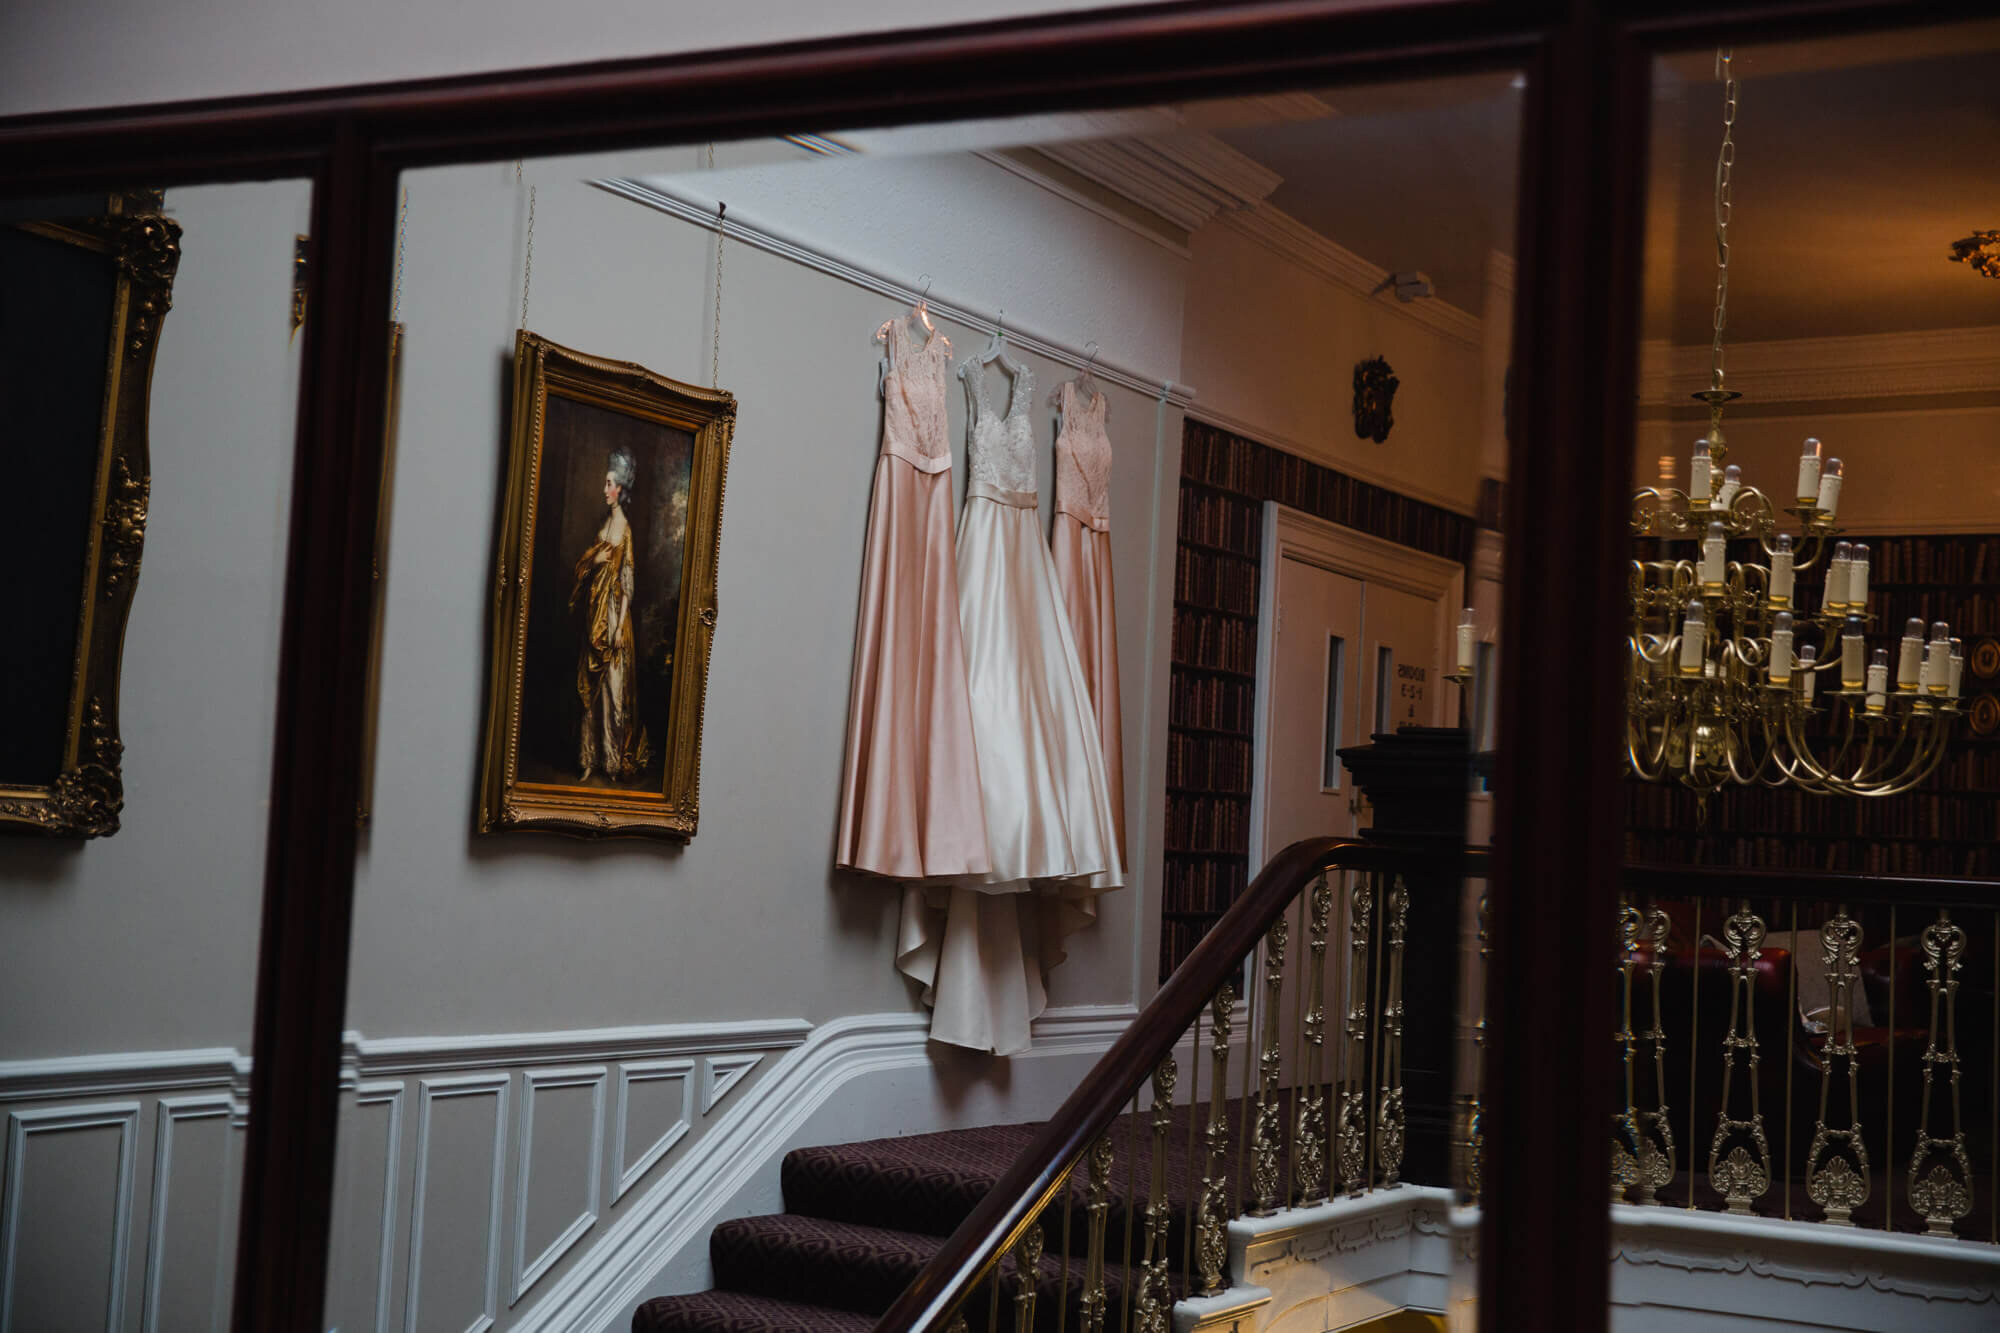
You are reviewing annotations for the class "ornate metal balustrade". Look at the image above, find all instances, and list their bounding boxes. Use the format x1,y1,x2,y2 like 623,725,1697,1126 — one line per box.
876,837,1480,1333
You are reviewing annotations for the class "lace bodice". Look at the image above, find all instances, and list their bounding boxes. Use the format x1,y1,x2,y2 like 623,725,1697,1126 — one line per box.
880,317,953,472
1054,381,1111,529
963,360,1038,505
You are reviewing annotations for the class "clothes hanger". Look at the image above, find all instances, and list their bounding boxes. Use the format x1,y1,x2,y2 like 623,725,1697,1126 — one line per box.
1049,340,1102,413
877,276,941,396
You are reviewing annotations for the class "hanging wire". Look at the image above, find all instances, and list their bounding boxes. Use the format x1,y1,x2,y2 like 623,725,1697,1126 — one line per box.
392,186,408,324
517,160,537,332
1708,50,1737,393
709,143,725,389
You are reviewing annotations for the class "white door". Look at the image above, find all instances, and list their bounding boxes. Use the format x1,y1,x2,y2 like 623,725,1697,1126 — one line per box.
1259,556,1365,863
1361,581,1446,738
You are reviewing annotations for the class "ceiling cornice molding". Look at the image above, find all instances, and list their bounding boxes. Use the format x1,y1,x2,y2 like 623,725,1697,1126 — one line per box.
1485,249,1516,295
1219,206,1484,348
1037,130,1283,235
1639,325,2000,406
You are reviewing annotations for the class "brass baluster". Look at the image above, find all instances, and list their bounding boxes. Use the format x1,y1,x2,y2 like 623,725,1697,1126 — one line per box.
1077,1136,1115,1333
1908,910,1972,1237
1012,1219,1045,1333
1133,1058,1177,1333
1295,875,1334,1206
1636,902,1676,1205
1249,915,1288,1215
1707,902,1772,1214
1806,905,1870,1225
1337,873,1374,1195
1464,892,1489,1204
1612,901,1644,1201
1374,874,1408,1187
1194,985,1235,1296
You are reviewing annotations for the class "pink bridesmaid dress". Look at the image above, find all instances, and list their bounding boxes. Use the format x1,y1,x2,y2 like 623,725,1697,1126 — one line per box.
834,315,991,879
1050,380,1126,860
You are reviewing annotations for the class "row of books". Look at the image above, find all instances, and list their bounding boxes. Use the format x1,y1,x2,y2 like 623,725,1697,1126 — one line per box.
1175,546,1259,616
1625,829,1995,878
1172,607,1259,675
1860,534,2000,587
1164,792,1251,852
1168,672,1257,736
1160,854,1250,916
1176,489,1262,557
1168,732,1253,795
1181,422,1474,564
1626,782,1999,842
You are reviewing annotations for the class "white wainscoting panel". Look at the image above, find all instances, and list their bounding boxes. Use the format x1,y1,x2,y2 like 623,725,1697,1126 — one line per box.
1,1101,140,1333
141,1094,236,1333
511,1068,606,1305
405,1073,510,1333
699,1055,759,1117
612,1061,692,1205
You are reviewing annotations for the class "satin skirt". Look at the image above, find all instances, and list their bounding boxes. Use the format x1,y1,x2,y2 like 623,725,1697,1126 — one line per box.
897,495,1122,1056
1051,514,1126,862
835,456,992,879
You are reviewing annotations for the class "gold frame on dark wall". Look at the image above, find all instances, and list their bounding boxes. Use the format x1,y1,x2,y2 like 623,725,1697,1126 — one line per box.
476,329,734,841
0,193,181,838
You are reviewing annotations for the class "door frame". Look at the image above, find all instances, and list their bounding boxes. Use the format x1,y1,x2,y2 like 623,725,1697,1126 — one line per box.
1248,500,1465,874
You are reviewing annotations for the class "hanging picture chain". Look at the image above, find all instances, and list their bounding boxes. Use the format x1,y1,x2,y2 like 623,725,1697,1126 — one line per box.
518,160,537,332
392,186,408,324
709,143,724,390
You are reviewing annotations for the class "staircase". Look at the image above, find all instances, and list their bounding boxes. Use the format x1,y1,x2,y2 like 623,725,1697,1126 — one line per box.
634,1103,1230,1333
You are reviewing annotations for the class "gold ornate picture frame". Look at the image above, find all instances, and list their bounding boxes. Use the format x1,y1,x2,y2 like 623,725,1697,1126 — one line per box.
0,194,182,838
477,330,734,840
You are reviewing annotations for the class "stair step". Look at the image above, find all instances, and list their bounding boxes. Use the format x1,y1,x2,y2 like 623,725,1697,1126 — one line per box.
710,1212,1182,1330
633,1290,876,1333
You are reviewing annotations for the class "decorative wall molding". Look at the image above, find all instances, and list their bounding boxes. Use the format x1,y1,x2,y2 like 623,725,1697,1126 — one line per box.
345,1018,810,1080
699,1055,759,1117
1218,207,1485,349
975,149,1195,258
354,1079,405,1333
1036,131,1283,236
1638,324,2000,407
1485,249,1517,296
612,1060,693,1204
405,1073,510,1333
512,1067,607,1305
0,1046,247,1103
2,1100,140,1333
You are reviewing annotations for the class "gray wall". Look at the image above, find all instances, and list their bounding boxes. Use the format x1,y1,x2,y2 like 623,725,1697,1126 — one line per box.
346,149,1183,1039
0,179,308,1061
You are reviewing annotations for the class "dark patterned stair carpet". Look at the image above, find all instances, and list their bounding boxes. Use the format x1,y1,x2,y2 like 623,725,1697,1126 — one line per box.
637,1098,1274,1333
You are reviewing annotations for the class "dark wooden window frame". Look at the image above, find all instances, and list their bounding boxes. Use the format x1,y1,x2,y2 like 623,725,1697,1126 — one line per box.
0,2,1970,1328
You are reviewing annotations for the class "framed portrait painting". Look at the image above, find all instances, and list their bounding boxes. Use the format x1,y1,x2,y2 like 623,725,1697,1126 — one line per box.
0,192,182,837
477,331,734,840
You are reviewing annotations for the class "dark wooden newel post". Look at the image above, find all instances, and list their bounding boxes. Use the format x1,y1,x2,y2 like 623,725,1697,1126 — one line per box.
1338,724,1471,1187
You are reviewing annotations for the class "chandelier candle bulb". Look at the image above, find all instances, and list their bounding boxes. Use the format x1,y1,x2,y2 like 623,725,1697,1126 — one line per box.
1770,534,1795,607
1799,644,1818,704
1866,649,1889,714
1770,612,1794,684
1816,457,1844,519
1849,542,1869,611
1924,622,1951,695
1898,618,1926,691
1456,608,1476,673
1690,438,1713,506
1700,522,1727,589
1841,615,1866,690
1797,437,1822,505
1716,464,1742,510
1680,599,1708,676
1824,542,1852,615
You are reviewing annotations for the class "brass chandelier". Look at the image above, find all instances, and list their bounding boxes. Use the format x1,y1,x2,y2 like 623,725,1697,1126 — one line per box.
1626,53,1963,803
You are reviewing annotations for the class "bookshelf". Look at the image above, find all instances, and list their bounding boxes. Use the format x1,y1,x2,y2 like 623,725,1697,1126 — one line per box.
1161,421,1475,978
1626,533,2000,877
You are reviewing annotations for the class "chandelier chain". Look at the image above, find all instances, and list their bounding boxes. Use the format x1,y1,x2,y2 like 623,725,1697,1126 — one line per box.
1710,50,1737,393
517,160,536,332
710,144,724,390
392,186,408,324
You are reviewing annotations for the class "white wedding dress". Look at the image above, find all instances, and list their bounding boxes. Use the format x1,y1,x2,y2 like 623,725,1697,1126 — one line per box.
895,357,1123,1056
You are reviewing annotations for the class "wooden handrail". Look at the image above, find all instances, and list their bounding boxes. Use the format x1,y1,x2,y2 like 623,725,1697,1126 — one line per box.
872,836,1487,1333
1624,862,2000,910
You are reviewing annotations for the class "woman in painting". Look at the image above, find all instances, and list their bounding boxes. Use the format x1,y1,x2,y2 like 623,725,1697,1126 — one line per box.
572,448,650,782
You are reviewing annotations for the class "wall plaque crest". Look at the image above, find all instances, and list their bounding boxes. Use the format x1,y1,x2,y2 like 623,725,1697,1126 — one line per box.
1353,355,1398,444
0,194,182,837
